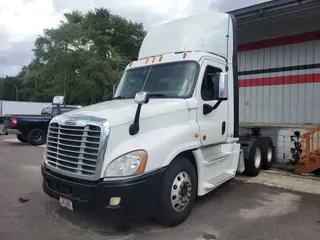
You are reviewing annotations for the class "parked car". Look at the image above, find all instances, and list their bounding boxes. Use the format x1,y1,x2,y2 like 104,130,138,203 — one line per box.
1,99,81,145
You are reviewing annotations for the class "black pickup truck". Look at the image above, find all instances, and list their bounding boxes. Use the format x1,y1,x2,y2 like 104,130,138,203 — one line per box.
1,105,81,145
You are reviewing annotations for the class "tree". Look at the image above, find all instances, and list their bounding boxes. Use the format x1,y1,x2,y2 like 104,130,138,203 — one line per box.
0,76,20,101
16,8,146,105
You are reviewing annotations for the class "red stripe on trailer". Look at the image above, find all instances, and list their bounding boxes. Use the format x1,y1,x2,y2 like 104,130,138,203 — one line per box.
239,73,320,87
238,31,320,52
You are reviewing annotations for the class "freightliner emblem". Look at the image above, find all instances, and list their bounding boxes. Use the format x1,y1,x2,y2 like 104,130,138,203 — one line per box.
64,119,76,125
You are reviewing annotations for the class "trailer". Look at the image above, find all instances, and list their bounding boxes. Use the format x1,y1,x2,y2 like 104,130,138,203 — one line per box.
229,0,320,168
0,100,51,122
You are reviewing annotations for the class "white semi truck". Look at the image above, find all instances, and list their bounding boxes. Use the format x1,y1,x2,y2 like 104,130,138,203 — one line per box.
41,12,275,226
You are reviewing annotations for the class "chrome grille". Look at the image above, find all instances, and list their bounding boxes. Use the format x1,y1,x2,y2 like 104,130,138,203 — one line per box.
46,122,101,176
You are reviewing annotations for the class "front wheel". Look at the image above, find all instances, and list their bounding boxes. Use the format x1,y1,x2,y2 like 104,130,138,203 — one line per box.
27,129,46,146
156,157,197,226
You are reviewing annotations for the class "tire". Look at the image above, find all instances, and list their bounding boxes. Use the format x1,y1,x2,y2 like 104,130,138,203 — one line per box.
27,129,46,146
260,137,275,170
156,157,197,226
16,134,28,143
244,139,263,176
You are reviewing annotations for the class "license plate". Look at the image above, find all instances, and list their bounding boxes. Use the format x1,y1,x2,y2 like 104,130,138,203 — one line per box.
59,196,73,211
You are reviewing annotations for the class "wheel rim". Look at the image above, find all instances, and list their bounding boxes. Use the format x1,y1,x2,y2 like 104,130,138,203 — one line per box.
171,171,192,212
254,147,262,168
33,132,43,143
267,146,273,162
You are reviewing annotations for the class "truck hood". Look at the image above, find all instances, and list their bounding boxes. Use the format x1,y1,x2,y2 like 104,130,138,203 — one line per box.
67,99,188,127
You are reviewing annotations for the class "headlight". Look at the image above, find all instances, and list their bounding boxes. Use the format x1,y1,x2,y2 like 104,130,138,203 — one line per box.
104,150,147,177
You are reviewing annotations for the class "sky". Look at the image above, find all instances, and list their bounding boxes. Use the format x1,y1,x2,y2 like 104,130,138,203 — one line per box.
0,0,270,77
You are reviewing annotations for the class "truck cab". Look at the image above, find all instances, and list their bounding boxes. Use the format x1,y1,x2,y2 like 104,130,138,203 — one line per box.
41,12,273,226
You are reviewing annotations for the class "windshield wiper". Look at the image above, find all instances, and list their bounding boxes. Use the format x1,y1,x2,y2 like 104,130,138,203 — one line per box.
149,93,168,98
113,96,126,100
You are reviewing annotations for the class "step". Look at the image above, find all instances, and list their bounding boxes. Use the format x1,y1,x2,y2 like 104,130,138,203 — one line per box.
295,158,320,173
203,172,234,190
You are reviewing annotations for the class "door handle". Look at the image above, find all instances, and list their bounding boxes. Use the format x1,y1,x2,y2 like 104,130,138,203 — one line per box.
221,121,226,135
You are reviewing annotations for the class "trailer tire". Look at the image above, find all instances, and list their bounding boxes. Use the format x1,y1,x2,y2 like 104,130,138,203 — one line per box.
260,137,274,170
156,157,197,227
27,129,46,146
244,139,263,176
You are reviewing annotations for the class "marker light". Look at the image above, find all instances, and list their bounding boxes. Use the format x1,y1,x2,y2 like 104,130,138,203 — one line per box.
110,197,121,206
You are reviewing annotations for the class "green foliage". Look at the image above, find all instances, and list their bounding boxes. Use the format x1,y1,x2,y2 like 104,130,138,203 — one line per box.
0,76,20,101
0,8,146,105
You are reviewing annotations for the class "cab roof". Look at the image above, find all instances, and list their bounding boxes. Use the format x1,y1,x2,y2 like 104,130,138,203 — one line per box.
138,12,235,62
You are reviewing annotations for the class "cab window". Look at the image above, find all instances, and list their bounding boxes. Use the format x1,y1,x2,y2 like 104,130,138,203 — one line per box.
201,66,222,101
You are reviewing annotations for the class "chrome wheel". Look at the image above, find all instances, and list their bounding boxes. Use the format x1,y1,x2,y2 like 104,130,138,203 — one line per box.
254,147,262,168
267,146,273,162
171,171,192,212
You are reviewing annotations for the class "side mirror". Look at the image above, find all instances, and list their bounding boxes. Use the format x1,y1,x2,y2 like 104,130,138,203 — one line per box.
214,73,228,100
203,73,228,115
112,84,118,97
129,91,150,136
52,96,65,105
134,91,150,105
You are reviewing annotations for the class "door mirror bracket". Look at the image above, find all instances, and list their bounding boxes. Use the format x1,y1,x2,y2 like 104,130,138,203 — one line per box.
203,100,223,115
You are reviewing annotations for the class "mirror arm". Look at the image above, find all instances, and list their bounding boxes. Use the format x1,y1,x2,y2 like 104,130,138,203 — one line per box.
203,99,223,115
112,84,118,98
212,99,223,110
57,105,62,115
129,104,142,135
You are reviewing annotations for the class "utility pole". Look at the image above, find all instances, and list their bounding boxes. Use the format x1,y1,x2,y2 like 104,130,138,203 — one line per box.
13,84,18,101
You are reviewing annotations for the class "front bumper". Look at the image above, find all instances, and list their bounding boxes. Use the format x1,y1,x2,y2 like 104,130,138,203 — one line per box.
41,164,165,218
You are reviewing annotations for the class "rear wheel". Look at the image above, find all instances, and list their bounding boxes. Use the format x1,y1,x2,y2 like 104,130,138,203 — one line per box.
260,137,274,170
156,157,197,226
244,139,264,176
27,129,46,146
16,134,28,143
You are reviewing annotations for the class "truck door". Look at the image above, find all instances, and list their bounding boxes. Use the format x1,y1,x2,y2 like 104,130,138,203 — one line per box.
197,59,228,145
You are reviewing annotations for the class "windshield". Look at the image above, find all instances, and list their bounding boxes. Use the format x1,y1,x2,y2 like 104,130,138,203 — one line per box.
114,61,198,99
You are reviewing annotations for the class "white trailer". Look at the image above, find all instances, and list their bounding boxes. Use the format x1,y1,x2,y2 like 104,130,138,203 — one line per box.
41,12,275,226
230,0,320,165
0,100,51,120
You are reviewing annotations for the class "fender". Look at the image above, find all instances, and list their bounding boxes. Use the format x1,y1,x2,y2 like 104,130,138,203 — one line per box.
101,108,197,176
